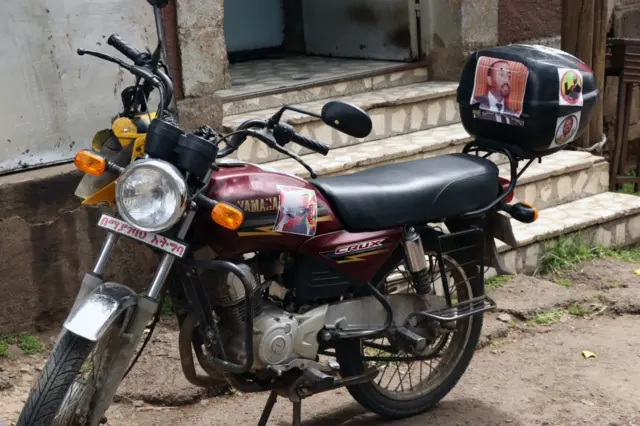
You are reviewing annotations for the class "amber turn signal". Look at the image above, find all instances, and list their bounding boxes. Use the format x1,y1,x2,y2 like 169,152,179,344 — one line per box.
74,150,106,176
521,202,539,222
507,202,539,224
211,202,244,230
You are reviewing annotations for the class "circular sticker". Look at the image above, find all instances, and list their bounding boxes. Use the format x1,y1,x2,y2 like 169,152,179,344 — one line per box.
555,114,579,145
560,70,583,105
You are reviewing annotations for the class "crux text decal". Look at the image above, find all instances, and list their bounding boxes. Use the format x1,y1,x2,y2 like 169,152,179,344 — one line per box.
322,238,391,264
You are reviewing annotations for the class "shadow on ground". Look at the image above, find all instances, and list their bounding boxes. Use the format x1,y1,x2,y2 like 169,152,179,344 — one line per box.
280,398,519,426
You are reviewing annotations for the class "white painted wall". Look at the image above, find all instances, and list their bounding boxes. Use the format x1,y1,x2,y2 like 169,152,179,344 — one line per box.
0,0,157,174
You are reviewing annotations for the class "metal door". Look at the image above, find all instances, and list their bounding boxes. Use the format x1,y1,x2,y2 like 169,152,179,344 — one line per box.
301,0,420,61
224,0,285,53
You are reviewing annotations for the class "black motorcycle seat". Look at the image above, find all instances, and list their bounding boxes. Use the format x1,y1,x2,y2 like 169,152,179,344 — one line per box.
311,153,500,232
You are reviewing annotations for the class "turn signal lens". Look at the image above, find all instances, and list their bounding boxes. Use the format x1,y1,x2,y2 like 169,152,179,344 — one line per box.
74,150,106,176
521,202,539,222
211,202,244,230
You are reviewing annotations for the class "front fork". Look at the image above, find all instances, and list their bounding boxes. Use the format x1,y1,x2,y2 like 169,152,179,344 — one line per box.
63,210,196,425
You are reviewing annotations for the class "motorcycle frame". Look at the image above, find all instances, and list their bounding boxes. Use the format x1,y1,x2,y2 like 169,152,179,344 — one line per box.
60,140,524,419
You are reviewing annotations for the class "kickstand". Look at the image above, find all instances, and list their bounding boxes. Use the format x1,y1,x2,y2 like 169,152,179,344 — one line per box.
257,391,302,426
292,400,301,426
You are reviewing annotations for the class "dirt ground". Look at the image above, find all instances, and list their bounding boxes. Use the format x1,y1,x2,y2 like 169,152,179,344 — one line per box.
2,258,640,426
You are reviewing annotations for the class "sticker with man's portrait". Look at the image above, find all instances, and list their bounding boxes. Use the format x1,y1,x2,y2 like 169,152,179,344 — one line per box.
558,68,583,106
470,56,529,126
273,185,318,237
552,111,581,146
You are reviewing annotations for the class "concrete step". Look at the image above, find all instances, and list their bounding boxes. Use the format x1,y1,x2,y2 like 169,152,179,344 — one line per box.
503,150,609,210
220,63,429,116
224,82,459,164
496,192,640,275
262,123,609,210
263,122,472,177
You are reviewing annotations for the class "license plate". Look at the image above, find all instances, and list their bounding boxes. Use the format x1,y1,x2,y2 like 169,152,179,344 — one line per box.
491,212,518,248
97,214,188,258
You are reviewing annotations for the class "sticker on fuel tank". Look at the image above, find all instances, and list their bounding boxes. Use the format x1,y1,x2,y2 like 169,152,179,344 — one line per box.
273,185,318,237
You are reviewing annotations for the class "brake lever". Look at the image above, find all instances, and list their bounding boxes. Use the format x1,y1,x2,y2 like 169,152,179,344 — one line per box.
78,48,161,87
78,48,126,66
247,128,318,179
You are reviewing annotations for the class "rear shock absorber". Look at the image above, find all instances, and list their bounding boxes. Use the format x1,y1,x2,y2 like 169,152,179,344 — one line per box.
402,227,431,294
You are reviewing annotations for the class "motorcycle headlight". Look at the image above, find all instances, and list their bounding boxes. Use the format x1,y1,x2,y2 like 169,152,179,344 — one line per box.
115,159,188,233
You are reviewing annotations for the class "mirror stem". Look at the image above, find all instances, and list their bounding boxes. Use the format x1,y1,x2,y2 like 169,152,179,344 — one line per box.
153,6,168,66
284,105,321,119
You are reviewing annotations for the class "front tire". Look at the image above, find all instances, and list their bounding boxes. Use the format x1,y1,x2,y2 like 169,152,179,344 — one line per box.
336,246,484,420
17,331,93,426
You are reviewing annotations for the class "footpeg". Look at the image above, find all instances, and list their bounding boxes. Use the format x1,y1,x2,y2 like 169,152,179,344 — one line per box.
395,326,427,352
303,367,334,386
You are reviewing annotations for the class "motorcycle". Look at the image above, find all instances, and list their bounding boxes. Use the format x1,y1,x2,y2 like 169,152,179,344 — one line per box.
17,1,540,425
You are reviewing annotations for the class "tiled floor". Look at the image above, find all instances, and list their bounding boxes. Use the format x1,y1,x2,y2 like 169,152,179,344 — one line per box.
219,55,409,98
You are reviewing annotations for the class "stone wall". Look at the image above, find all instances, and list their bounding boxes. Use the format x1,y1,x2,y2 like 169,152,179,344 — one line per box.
0,167,157,334
174,0,229,132
497,0,562,44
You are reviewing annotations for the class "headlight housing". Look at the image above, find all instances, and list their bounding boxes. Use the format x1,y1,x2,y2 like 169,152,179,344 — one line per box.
115,159,188,233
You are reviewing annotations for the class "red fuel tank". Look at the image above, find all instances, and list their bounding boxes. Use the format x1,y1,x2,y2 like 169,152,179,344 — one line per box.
196,162,343,256
193,162,402,284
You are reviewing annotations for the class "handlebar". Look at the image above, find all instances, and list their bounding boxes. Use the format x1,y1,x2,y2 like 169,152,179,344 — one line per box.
108,34,146,66
79,33,174,113
290,132,329,156
227,120,329,156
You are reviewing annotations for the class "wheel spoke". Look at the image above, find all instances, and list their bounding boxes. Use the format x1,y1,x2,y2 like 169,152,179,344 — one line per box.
361,251,476,399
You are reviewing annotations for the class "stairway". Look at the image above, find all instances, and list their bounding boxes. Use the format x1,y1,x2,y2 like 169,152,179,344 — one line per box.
220,64,640,274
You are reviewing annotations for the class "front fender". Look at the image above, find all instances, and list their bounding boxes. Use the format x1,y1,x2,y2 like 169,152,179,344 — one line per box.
63,282,138,342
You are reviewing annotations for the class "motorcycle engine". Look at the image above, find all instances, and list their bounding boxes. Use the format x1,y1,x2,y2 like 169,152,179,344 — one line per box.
204,263,323,371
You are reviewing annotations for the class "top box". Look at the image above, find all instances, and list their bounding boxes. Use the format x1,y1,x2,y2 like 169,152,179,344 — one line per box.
456,44,599,159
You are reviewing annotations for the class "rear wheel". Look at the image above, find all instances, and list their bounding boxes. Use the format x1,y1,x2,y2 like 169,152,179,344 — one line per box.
336,246,483,419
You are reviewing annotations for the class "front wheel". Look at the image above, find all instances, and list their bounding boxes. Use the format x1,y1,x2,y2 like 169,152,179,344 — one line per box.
17,321,125,426
336,247,484,420
17,331,93,426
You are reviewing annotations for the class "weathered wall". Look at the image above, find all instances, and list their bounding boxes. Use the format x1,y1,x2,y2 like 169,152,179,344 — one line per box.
497,0,562,45
421,0,465,80
461,0,500,50
175,0,228,132
0,166,157,334
0,0,156,175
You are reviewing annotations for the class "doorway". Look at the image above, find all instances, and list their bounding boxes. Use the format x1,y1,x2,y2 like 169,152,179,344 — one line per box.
221,0,423,98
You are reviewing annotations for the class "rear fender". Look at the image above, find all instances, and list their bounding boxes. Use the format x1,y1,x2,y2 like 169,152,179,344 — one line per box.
63,282,138,342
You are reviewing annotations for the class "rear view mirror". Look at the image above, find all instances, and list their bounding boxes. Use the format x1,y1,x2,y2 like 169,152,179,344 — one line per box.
147,0,169,8
321,101,372,139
